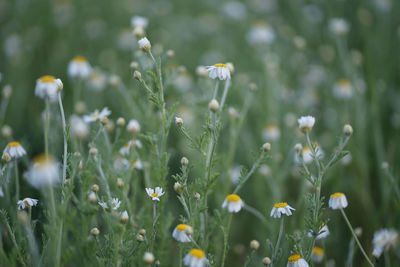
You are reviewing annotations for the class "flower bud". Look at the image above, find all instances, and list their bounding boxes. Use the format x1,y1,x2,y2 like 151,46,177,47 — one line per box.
133,26,145,37
89,147,98,156
166,50,175,58
295,143,303,154
175,117,183,127
250,240,260,250
262,257,271,265
117,117,126,127
109,75,120,87
78,160,83,170
143,252,155,264
56,79,63,92
139,229,146,235
185,226,193,235
354,227,362,237
1,125,12,139
91,227,100,236
120,210,129,224
88,191,97,203
173,182,184,194
117,178,124,188
92,184,99,192
262,143,271,152
381,162,389,170
208,99,219,113
138,37,151,52
74,101,86,115
130,61,139,69
2,84,12,99
343,124,353,136
194,192,200,199
181,157,189,166
2,152,11,163
137,234,144,242
133,70,142,80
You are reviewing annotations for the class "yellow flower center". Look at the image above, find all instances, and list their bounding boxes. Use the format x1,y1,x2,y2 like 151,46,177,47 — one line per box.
288,254,301,262
274,202,288,208
39,75,56,83
176,224,188,231
190,249,205,258
73,56,87,62
313,246,324,255
330,192,344,198
92,112,101,118
214,63,227,68
7,142,20,147
151,193,158,197
226,194,241,202
124,143,130,148
338,79,350,87
33,154,50,164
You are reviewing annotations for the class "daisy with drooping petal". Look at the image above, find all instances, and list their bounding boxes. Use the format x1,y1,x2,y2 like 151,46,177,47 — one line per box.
372,229,398,258
270,202,295,218
146,187,165,201
67,56,92,78
222,194,244,213
310,247,324,263
183,249,207,267
26,155,60,189
172,224,192,243
3,142,26,159
17,198,38,210
328,192,348,210
297,116,315,133
83,107,111,123
35,75,63,102
206,64,231,80
98,198,121,211
287,254,309,267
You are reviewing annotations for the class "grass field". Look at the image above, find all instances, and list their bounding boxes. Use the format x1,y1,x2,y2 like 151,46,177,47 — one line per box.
0,0,399,266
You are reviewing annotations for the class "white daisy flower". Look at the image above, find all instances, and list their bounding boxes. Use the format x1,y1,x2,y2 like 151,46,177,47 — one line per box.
308,222,330,240
119,141,134,156
328,192,348,210
3,141,26,159
310,247,324,263
132,159,143,170
35,75,63,102
87,69,107,91
131,16,148,29
67,56,92,78
138,37,151,52
270,202,295,218
83,107,111,123
120,210,129,224
70,115,89,140
297,116,315,133
98,197,121,211
262,125,281,141
333,79,353,99
329,18,350,36
206,63,231,80
287,254,309,267
26,155,60,189
222,194,244,213
17,198,38,210
183,249,207,267
127,119,141,134
172,224,192,243
372,229,398,258
146,187,165,201
246,23,275,46
113,157,130,171
295,145,324,165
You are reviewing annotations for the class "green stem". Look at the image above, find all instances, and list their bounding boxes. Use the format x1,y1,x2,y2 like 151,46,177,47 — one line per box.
4,219,26,266
44,98,50,157
58,93,68,185
340,209,374,267
221,213,232,267
219,79,230,111
14,162,19,202
233,150,266,194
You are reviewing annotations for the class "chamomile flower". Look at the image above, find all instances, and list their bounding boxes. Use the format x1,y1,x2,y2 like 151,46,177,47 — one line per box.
119,141,134,156
87,69,107,91
333,79,353,99
98,198,121,211
262,125,281,141
287,254,309,267
26,155,59,189
70,115,89,140
172,224,193,243
246,23,275,46
183,249,208,267
310,247,324,263
270,202,295,218
127,119,141,134
138,37,151,52
146,187,165,201
67,56,92,78
132,159,143,170
3,142,26,159
308,222,330,240
35,75,63,102
297,116,315,133
17,198,38,210
206,64,231,80
329,18,350,36
131,16,149,29
295,145,324,164
83,107,111,123
222,194,244,213
328,192,348,210
372,229,398,258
